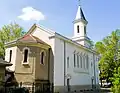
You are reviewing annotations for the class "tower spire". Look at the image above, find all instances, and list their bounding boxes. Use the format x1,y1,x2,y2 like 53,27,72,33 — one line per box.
75,0,87,22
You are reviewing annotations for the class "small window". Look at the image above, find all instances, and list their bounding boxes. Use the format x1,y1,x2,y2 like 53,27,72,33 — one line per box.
40,52,44,65
74,53,76,67
67,57,69,68
9,50,12,62
77,25,79,33
84,26,86,34
23,49,28,63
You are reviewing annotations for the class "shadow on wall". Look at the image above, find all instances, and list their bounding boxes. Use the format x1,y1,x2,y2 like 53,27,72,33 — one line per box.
48,48,54,84
5,69,18,87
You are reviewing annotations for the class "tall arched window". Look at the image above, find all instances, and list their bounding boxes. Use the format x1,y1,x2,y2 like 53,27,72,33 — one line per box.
40,51,45,65
84,26,86,35
77,25,79,33
80,55,82,68
74,53,76,67
9,50,12,62
86,55,89,69
77,54,79,68
67,57,69,68
84,55,86,69
83,55,85,69
23,49,28,63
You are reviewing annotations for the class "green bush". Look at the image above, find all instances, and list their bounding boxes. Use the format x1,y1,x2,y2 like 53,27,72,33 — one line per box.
111,85,120,93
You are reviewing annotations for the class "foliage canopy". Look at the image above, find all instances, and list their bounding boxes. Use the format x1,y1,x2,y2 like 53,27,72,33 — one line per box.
95,29,120,83
0,23,26,58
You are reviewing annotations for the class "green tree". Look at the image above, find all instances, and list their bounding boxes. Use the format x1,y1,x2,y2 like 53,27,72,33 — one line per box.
111,67,120,93
95,29,120,85
0,22,26,58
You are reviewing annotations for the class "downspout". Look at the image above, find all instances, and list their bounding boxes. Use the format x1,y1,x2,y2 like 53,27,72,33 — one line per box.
63,40,66,90
93,54,96,89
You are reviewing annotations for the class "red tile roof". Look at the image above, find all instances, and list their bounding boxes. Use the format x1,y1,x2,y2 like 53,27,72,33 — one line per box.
18,34,49,46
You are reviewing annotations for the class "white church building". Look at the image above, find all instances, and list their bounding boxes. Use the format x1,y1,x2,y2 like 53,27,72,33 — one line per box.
5,2,99,93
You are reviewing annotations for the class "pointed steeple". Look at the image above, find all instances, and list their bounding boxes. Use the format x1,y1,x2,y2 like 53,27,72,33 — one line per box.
75,0,87,22
75,6,87,21
72,0,91,48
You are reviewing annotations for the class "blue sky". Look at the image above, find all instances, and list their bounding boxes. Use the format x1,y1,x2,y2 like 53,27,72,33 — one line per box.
0,0,120,42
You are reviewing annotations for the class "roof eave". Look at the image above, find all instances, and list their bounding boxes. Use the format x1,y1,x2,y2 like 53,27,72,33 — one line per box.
0,60,12,66
5,41,17,47
49,33,98,54
73,19,88,24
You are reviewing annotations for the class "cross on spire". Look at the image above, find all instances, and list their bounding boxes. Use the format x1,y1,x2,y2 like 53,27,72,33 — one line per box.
78,0,81,6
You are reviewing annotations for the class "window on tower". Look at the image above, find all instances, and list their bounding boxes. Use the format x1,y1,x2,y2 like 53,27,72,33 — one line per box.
84,26,86,34
77,25,79,33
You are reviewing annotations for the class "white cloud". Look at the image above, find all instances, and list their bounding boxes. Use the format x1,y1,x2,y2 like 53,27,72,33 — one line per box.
18,7,45,21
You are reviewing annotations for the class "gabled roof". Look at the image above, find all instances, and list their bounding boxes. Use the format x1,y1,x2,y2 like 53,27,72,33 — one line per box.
18,34,49,45
26,23,55,35
5,34,50,48
5,24,98,54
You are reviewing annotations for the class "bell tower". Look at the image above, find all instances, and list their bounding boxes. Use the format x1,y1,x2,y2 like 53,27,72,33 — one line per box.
72,0,91,48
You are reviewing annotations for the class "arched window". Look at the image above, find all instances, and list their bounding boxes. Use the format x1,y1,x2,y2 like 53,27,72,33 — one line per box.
77,25,79,33
67,57,69,68
22,47,31,64
84,26,86,35
86,55,89,69
83,55,85,69
23,49,28,63
83,54,88,69
77,54,79,68
9,50,12,62
40,51,46,65
74,53,76,67
80,54,82,68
